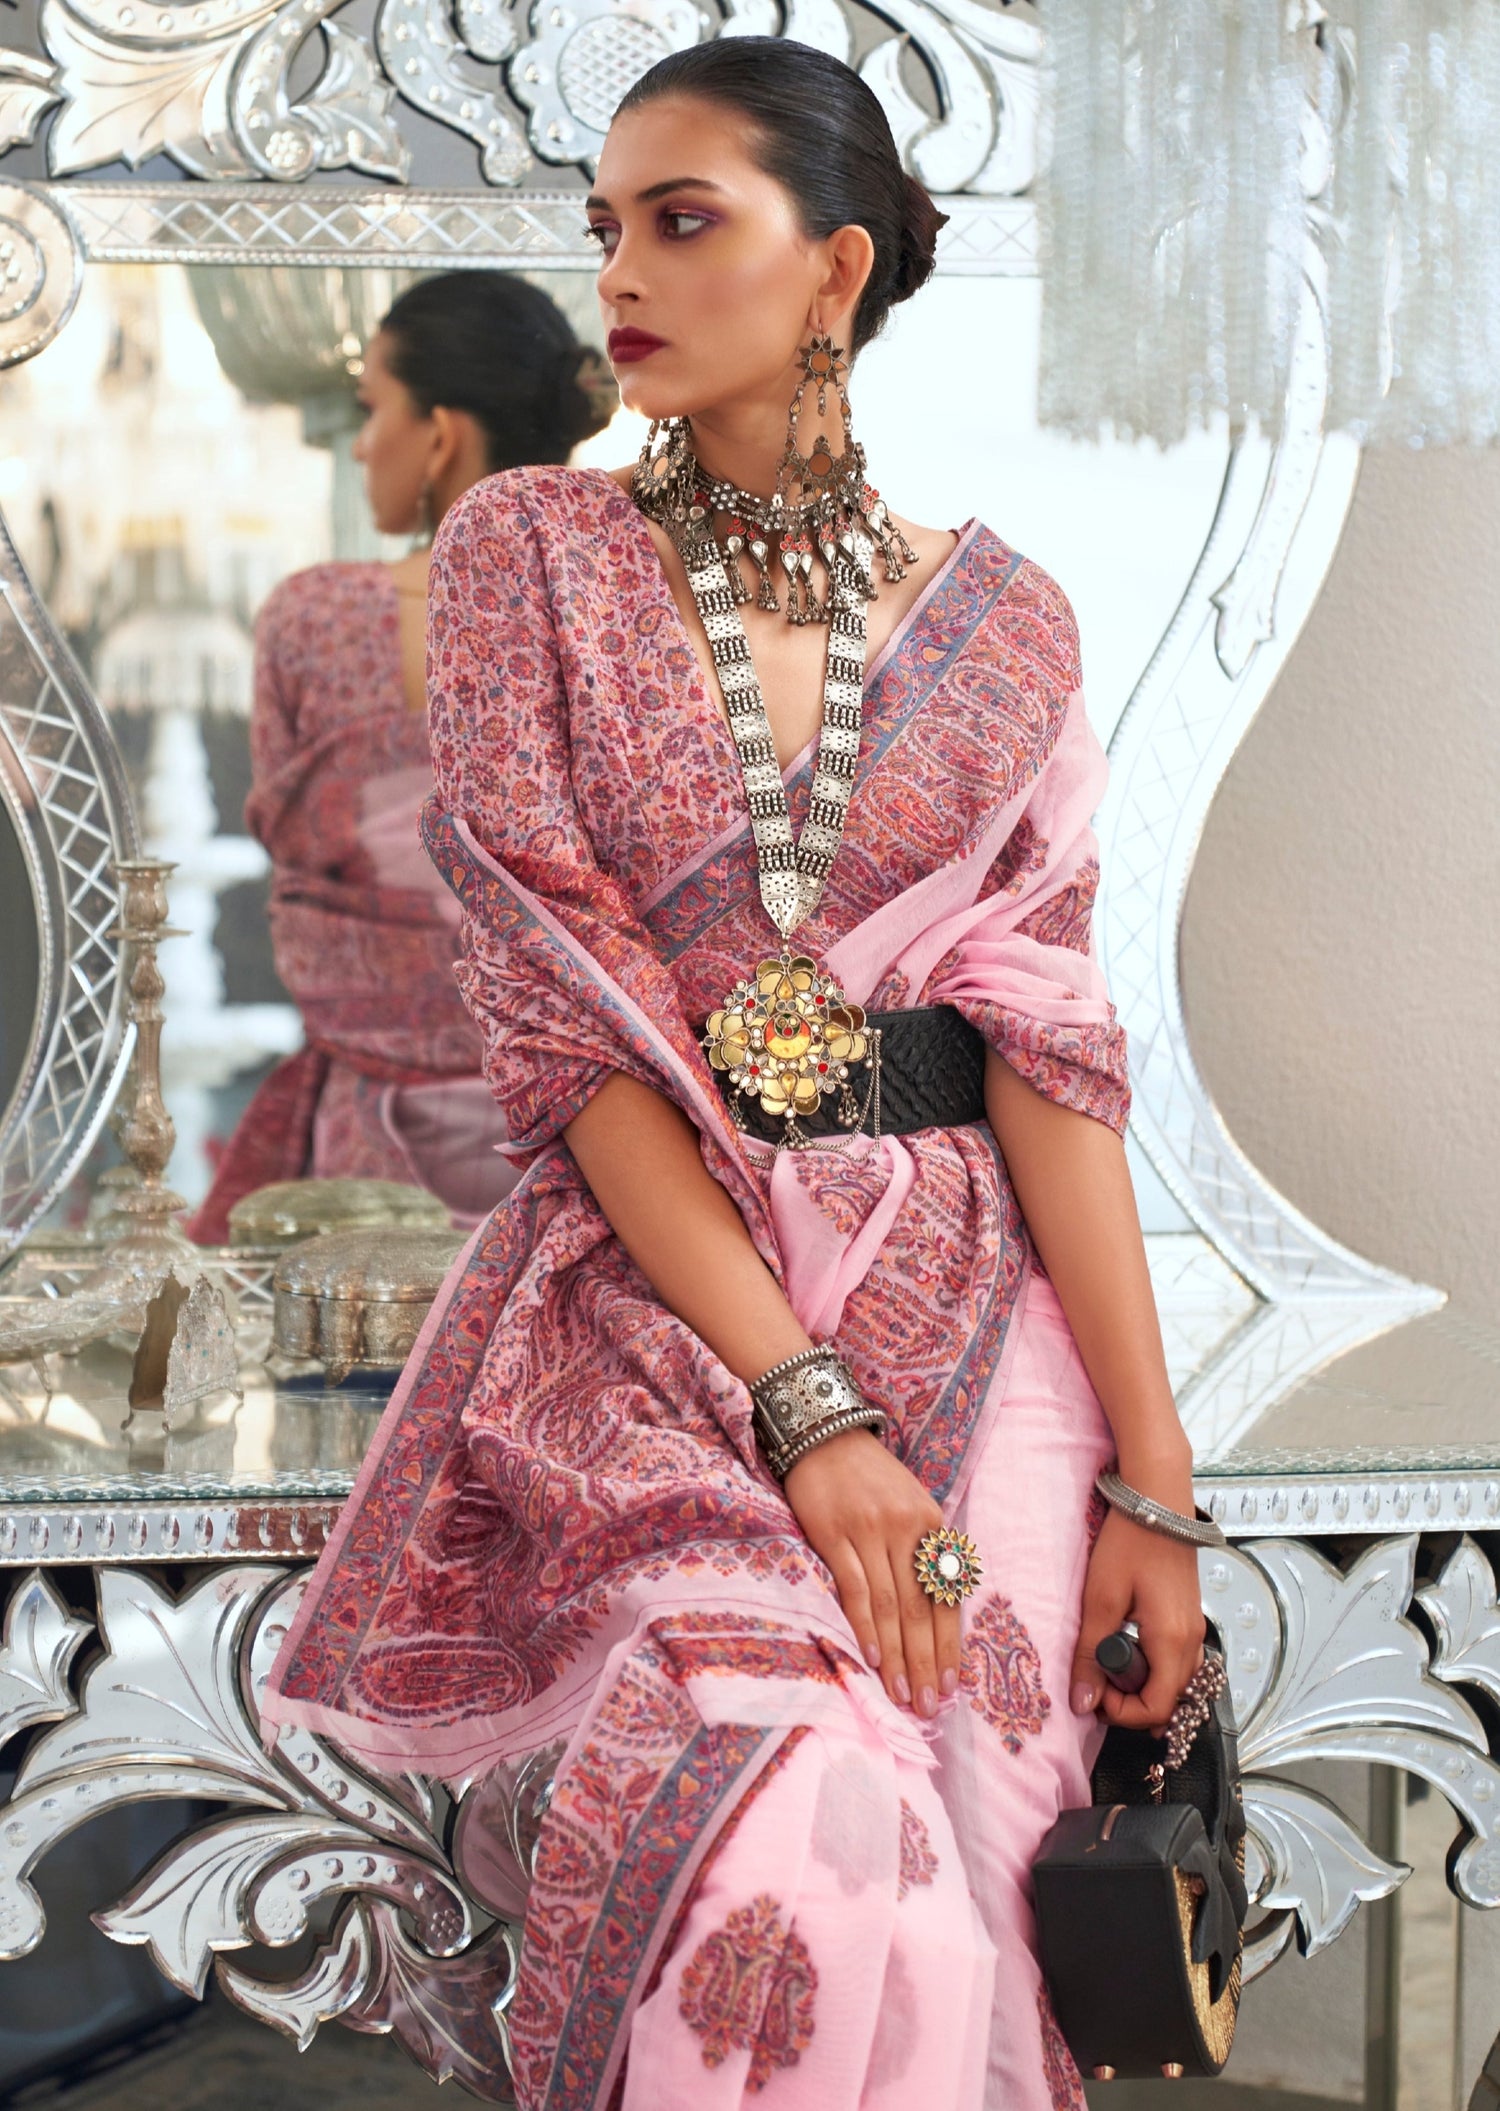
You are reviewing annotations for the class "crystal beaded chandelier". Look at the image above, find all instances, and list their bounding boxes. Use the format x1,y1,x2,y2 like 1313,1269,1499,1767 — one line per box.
1036,0,1500,449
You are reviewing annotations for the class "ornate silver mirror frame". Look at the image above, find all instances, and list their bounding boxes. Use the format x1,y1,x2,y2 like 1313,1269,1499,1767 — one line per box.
0,0,1441,1432
0,190,138,1248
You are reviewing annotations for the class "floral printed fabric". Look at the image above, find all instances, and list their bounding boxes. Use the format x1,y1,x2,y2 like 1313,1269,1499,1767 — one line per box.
621,1692,997,2111
897,1800,940,1900
960,1593,1053,1755
1038,1984,1088,2110
263,467,1131,2108
678,1896,818,2090
192,563,489,1238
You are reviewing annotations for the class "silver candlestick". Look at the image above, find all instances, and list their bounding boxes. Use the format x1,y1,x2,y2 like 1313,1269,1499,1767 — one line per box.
94,859,195,1268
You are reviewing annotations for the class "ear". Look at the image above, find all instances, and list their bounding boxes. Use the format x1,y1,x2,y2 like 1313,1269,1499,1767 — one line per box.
425,403,462,482
810,223,876,341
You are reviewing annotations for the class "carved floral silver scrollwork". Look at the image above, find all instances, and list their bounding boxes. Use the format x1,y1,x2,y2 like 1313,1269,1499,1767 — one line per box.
375,0,531,186
508,0,704,172
0,179,82,363
0,51,63,159
35,0,407,182
6,1535,1500,2086
1210,1534,1500,1981
0,0,1047,191
0,1565,521,2098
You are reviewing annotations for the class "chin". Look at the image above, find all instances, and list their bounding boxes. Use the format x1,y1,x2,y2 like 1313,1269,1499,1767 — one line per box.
615,371,692,425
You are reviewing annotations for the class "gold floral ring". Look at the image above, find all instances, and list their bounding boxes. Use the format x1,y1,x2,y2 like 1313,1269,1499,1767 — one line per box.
914,1527,983,1607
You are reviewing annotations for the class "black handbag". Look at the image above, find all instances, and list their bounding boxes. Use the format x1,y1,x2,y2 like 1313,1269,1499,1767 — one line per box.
1031,1641,1249,2082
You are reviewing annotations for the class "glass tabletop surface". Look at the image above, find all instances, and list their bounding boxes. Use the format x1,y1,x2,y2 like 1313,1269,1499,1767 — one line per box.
0,1237,1494,1507
0,1336,395,1503
1194,1301,1500,1480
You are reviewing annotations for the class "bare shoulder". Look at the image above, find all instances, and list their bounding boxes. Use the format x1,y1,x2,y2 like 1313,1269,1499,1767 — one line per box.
383,548,429,594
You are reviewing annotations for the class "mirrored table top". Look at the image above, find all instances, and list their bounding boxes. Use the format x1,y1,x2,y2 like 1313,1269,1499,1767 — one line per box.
0,1234,1494,1554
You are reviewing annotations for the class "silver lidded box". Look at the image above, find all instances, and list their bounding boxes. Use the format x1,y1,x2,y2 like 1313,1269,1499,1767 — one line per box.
272,1226,465,1386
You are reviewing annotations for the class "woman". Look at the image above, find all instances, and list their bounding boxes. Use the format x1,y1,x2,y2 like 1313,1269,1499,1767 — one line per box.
265,41,1207,2109
191,273,610,1240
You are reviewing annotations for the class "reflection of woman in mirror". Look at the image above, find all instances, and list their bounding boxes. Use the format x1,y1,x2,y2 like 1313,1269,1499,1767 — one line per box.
269,44,1208,2107
192,274,611,1241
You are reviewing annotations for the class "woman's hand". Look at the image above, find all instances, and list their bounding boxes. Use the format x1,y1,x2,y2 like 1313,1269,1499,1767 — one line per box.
1070,1490,1207,1732
783,1426,957,1720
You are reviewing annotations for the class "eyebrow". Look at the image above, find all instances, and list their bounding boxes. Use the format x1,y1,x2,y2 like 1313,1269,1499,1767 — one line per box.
584,177,725,210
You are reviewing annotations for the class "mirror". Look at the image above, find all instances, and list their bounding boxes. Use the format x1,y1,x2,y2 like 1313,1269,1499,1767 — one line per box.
0,235,1459,1490
0,259,1231,1212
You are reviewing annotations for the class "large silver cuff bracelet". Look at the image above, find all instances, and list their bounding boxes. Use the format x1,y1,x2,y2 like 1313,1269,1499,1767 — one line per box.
750,1346,886,1482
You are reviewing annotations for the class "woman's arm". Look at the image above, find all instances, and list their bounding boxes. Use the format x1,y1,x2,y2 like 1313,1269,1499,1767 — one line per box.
564,1072,961,1719
983,1049,1205,1731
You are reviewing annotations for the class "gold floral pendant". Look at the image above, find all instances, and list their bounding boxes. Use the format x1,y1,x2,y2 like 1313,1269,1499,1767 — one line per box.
704,949,870,1140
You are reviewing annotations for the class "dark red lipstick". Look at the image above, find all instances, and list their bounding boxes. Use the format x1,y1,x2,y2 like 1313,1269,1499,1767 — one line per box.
608,327,666,364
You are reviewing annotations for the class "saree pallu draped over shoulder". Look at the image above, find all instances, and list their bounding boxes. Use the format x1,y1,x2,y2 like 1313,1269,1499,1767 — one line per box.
263,467,1131,2111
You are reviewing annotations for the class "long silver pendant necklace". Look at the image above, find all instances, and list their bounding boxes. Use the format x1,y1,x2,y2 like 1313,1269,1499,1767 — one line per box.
632,340,918,1149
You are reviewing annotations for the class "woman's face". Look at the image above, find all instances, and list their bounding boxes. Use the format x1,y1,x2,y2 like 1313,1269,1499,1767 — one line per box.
352,330,432,535
588,98,849,427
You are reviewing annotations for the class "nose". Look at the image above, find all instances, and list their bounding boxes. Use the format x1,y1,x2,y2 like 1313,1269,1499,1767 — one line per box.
596,233,643,309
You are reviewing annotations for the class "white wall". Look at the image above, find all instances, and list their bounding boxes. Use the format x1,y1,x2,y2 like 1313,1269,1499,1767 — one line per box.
1182,445,1500,1325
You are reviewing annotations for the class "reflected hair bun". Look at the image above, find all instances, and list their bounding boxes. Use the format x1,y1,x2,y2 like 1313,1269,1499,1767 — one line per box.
380,272,612,472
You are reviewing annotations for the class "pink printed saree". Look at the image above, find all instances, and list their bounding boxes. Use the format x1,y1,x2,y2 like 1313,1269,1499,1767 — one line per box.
192,563,511,1241
263,468,1131,2109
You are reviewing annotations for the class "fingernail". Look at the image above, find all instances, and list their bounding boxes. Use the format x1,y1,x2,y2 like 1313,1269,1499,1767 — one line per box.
894,1673,912,1706
864,1638,881,1670
1070,1681,1098,1715
920,1684,937,1718
940,1667,958,1698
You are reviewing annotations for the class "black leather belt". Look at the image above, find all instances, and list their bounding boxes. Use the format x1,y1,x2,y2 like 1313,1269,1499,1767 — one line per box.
708,1003,989,1145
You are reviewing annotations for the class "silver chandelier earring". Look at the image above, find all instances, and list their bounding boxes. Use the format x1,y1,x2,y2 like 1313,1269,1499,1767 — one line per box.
632,337,917,628
772,334,917,623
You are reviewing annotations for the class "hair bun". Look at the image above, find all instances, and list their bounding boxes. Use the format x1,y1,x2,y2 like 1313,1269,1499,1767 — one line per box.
893,174,947,302
551,344,615,453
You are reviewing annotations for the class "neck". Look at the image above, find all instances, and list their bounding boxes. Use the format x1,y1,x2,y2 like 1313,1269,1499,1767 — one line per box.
431,436,493,529
685,385,851,501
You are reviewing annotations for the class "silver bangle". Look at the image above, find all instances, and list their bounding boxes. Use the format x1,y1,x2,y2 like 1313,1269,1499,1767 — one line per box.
1094,1469,1227,1549
751,1347,885,1482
